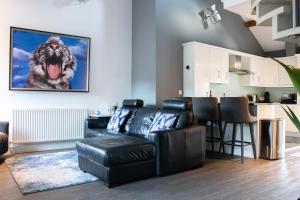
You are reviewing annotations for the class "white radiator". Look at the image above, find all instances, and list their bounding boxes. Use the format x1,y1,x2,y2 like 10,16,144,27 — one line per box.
12,108,88,143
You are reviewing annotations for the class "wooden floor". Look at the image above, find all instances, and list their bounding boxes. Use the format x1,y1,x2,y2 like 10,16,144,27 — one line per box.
1,153,300,200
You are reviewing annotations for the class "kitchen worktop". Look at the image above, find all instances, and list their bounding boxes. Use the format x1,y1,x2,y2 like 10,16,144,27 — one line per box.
251,102,298,105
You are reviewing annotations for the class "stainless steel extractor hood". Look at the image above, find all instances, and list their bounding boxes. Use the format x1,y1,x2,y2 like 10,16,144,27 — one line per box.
229,54,254,75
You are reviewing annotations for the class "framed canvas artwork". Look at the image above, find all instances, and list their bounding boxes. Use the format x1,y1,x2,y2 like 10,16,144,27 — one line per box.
9,27,90,92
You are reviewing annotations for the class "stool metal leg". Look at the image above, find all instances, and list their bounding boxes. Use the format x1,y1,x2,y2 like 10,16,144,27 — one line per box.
219,122,227,154
241,123,244,163
249,123,257,159
218,121,225,154
210,121,215,154
231,123,237,158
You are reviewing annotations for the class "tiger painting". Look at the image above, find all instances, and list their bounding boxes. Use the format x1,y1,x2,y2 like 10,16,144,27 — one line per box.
27,36,77,90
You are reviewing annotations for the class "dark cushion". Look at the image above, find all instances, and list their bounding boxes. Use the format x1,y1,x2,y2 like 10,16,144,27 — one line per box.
161,100,193,129
124,108,158,137
0,132,8,156
107,108,130,132
122,99,144,108
76,136,155,167
160,109,192,129
149,112,178,132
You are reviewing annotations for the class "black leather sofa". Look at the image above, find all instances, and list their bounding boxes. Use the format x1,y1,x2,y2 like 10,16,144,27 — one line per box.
0,122,9,156
76,99,206,187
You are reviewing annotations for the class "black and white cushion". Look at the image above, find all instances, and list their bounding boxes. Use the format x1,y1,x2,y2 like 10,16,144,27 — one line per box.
149,111,178,132
107,108,130,132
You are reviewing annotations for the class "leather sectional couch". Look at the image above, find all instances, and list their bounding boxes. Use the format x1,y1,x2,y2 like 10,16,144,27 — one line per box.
76,99,206,187
0,122,9,156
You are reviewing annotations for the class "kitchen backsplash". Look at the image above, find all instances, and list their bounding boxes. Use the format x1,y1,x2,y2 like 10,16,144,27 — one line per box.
210,73,296,102
210,73,264,98
262,87,296,103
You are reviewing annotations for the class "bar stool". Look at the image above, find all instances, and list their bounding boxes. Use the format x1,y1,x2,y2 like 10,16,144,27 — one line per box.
192,97,225,154
219,97,257,163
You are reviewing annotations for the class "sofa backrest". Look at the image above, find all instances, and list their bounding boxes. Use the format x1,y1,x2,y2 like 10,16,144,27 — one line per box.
160,100,193,129
122,99,192,137
124,107,158,137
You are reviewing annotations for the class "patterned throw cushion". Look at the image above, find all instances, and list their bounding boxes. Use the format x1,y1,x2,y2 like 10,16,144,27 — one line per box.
149,112,178,132
107,108,130,132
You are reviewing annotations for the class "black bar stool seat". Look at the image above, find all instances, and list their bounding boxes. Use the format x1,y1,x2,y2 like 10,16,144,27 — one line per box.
192,97,225,155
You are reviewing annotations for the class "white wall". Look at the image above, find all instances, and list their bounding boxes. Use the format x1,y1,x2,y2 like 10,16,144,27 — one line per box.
0,0,132,122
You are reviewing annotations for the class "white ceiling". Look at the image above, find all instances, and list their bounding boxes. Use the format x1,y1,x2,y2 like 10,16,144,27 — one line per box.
248,26,285,51
225,0,285,52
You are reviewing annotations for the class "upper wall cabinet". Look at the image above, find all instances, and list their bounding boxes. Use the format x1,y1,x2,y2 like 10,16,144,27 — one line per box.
240,55,264,87
209,47,229,84
263,58,278,87
277,56,296,87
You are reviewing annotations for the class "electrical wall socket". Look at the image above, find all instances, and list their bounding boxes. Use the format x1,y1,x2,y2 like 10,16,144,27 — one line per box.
178,90,183,95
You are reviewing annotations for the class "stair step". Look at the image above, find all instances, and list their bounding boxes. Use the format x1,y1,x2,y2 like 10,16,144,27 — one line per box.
257,6,291,26
251,0,292,14
223,0,300,43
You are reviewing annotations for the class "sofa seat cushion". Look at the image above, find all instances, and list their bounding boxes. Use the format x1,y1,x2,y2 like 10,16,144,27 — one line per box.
76,136,156,167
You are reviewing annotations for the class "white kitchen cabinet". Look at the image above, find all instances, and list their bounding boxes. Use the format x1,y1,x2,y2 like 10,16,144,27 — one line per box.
255,56,265,86
183,42,211,97
210,47,229,84
277,56,296,87
183,42,229,97
240,55,264,87
263,58,278,87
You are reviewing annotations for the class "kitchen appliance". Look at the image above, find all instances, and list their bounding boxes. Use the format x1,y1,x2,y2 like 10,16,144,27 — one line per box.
280,93,297,104
264,92,270,103
229,54,254,75
259,96,265,103
247,94,258,103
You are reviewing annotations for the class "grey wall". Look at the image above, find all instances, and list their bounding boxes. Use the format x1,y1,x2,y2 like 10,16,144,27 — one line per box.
264,49,286,57
132,0,156,105
132,0,265,105
156,0,264,104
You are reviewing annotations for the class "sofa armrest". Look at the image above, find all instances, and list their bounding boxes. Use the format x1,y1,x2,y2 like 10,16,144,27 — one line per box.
84,117,111,138
85,117,111,129
0,122,9,135
147,125,206,176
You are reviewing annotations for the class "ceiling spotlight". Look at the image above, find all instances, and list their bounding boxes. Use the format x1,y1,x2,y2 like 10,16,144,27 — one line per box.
199,4,222,25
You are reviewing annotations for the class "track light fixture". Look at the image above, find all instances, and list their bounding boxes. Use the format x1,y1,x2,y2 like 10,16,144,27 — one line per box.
199,4,222,24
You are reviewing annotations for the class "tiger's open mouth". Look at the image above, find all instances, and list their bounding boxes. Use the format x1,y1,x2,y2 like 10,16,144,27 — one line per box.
46,57,62,80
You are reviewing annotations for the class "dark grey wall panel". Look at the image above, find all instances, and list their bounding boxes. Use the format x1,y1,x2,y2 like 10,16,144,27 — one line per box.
264,49,286,57
132,0,157,105
156,0,264,103
132,0,264,105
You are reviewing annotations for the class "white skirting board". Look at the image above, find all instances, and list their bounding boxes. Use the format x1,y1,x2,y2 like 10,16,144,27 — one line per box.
9,140,79,154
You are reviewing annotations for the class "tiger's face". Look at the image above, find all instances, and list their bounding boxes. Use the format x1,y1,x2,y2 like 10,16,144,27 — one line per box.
28,36,76,90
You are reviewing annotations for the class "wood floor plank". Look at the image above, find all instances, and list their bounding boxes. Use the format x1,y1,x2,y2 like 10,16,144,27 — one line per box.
1,155,300,200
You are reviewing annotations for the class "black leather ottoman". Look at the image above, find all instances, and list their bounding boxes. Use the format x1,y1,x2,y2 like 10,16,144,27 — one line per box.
76,135,156,187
